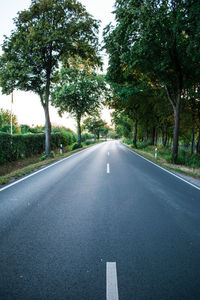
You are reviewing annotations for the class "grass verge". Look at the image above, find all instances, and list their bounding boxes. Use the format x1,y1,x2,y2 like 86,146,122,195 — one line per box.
121,141,200,180
0,141,104,186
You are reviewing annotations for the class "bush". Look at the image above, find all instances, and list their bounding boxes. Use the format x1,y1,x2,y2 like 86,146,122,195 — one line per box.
40,151,55,161
81,133,93,142
0,132,74,164
83,140,96,146
136,141,152,149
71,143,82,150
122,138,132,145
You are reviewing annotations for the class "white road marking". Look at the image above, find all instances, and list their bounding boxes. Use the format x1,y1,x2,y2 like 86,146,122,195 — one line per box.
122,143,200,191
108,152,110,156
106,262,119,300
0,144,102,192
107,163,110,174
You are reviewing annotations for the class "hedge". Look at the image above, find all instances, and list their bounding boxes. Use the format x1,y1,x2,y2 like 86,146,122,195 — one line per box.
0,132,74,164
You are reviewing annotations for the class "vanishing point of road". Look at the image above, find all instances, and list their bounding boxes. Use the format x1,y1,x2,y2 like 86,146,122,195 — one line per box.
0,141,200,299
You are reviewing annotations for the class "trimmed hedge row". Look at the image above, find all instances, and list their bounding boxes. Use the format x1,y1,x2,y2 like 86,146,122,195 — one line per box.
0,132,74,164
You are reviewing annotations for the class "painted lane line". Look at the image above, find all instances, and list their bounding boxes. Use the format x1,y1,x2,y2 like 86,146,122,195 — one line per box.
121,143,200,191
106,262,119,300
107,163,110,174
0,143,102,192
108,152,110,156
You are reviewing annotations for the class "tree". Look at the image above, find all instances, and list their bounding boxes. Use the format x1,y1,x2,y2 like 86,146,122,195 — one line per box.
100,125,110,140
111,110,133,139
0,0,100,154
51,59,106,145
83,116,106,141
104,0,200,160
0,108,18,133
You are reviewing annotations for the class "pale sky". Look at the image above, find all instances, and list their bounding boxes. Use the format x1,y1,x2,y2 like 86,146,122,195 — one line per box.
0,0,115,131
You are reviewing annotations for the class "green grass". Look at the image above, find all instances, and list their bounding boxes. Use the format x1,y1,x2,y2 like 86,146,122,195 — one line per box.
162,164,200,179
121,139,200,179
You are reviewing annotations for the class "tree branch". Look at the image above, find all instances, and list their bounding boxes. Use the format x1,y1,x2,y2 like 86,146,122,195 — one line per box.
165,85,176,108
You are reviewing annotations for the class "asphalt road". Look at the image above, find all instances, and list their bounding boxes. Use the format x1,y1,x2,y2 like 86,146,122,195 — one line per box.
0,141,200,300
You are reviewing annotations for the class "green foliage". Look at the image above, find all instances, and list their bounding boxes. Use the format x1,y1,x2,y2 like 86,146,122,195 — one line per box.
104,0,200,158
83,115,106,139
20,124,31,134
71,143,82,151
124,138,200,168
81,133,93,142
0,132,73,164
122,138,132,145
40,152,55,161
0,0,100,154
0,108,19,133
167,150,200,168
135,141,153,150
82,140,96,146
51,60,106,118
51,58,106,145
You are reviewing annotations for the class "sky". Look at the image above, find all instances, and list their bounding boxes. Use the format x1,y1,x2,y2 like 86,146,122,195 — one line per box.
0,0,115,131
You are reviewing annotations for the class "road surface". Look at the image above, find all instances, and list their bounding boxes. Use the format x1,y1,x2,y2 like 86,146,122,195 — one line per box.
0,141,200,299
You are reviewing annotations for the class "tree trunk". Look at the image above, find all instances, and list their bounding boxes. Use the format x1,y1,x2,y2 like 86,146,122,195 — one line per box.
196,128,200,154
43,103,51,155
133,119,138,148
161,128,165,147
145,129,149,142
77,117,81,146
155,128,158,146
172,99,180,161
165,86,181,161
164,128,168,147
151,127,156,145
94,131,97,142
191,124,195,155
161,127,168,147
41,71,52,155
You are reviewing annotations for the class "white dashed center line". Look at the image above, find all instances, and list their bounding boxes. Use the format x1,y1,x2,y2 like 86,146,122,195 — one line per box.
107,163,110,174
106,262,119,300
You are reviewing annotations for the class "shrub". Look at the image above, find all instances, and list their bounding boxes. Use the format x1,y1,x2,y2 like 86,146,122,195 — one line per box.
40,151,55,161
136,141,152,149
122,138,132,145
71,143,82,150
0,132,74,164
83,140,96,146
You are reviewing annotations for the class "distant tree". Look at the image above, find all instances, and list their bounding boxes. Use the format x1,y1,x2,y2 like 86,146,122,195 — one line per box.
83,116,106,141
100,125,110,140
0,0,100,154
51,59,106,145
0,108,18,133
20,124,31,134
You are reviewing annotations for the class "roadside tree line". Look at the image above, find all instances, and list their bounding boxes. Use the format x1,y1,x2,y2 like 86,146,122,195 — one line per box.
103,0,200,161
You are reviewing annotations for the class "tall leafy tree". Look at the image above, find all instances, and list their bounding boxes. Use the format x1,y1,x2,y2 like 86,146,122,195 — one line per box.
51,59,106,145
0,0,100,154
